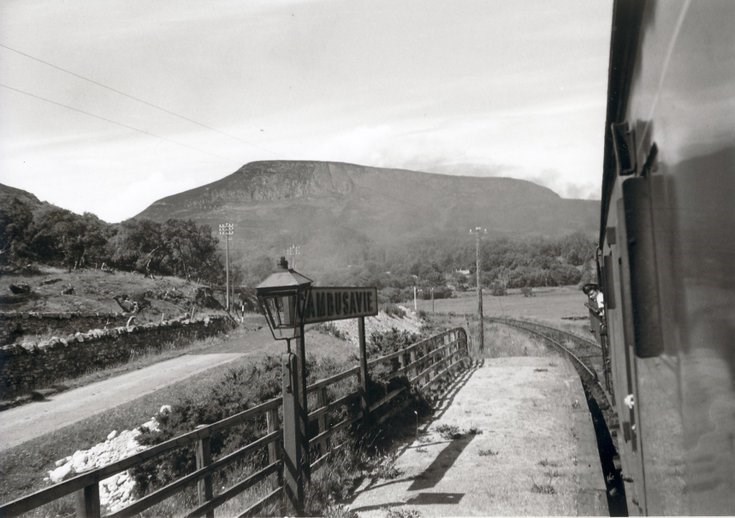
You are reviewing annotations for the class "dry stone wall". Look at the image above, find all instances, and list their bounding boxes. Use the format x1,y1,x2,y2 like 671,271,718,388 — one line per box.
0,315,234,398
0,312,128,346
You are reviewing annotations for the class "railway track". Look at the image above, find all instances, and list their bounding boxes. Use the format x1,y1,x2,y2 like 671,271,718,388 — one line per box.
487,317,613,424
488,317,626,510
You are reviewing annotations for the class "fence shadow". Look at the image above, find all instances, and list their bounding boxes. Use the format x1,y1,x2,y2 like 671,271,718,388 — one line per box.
429,358,484,421
350,358,484,499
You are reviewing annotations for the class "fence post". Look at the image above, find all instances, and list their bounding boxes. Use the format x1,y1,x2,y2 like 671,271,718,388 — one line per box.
461,328,469,360
358,317,370,421
75,483,100,518
317,387,329,456
266,406,286,514
281,352,304,514
450,334,458,370
423,341,431,386
409,349,417,380
267,408,281,475
195,430,214,518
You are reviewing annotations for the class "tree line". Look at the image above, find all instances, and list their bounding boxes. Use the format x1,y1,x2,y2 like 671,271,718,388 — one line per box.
318,232,596,300
0,197,223,283
1,195,597,295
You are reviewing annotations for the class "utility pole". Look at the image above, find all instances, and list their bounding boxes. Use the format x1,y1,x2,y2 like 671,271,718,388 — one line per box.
470,227,487,352
218,223,234,311
286,244,301,270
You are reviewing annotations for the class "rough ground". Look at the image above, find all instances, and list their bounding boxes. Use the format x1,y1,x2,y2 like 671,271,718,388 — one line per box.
349,356,607,516
330,306,423,346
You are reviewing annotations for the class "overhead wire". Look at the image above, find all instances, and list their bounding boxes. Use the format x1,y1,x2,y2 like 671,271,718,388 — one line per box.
0,82,232,161
0,42,276,154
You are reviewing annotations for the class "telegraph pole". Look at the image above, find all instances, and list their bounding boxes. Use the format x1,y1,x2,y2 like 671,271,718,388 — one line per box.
218,223,234,311
470,227,487,352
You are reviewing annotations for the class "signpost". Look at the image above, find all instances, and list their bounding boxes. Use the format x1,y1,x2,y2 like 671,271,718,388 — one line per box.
303,287,378,324
303,287,378,424
256,260,378,515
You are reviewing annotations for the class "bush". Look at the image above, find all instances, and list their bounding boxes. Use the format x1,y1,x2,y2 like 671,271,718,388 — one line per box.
368,328,419,358
314,322,347,340
382,303,407,319
491,281,507,296
131,353,346,497
132,357,284,494
419,286,453,300
379,287,405,304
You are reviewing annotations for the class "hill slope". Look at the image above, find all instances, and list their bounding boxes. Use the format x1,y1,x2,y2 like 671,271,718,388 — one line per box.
0,182,45,210
137,161,599,274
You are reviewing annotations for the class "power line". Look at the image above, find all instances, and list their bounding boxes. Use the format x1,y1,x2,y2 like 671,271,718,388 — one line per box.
0,42,275,154
0,82,232,161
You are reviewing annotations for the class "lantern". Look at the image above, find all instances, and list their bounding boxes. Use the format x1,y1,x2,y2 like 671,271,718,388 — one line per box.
256,257,313,342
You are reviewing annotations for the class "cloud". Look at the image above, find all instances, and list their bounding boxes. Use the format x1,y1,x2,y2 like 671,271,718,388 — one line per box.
0,0,611,219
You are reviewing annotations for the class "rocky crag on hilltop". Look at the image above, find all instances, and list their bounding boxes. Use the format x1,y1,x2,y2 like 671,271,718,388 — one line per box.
136,161,599,275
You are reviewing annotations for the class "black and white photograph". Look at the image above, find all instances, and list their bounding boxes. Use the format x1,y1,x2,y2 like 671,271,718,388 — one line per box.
1,0,733,516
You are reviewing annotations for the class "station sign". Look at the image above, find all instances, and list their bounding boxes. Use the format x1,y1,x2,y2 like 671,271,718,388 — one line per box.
303,287,378,324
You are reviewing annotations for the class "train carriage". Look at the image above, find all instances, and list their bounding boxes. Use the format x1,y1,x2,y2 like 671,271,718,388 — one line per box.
596,0,735,514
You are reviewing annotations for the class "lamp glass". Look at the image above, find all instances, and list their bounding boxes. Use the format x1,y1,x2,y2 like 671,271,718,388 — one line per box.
258,291,306,341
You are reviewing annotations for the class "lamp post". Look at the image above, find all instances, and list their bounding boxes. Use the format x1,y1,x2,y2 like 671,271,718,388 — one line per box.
256,257,312,515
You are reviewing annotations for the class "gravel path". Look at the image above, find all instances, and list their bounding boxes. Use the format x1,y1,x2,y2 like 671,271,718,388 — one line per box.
349,356,608,516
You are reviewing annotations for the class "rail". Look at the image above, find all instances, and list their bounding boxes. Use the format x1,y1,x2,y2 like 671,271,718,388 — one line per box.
491,317,601,350
488,317,604,376
0,327,469,517
488,317,611,411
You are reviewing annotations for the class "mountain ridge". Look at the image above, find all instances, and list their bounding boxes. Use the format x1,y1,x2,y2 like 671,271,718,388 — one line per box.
139,160,565,219
135,161,599,275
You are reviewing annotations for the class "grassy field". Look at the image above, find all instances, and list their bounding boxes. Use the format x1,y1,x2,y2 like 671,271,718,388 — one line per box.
420,286,593,357
416,286,588,323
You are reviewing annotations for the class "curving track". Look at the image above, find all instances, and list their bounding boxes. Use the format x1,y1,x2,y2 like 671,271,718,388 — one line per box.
487,317,614,425
488,317,627,513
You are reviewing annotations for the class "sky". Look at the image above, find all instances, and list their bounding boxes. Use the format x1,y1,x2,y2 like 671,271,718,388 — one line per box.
0,0,613,223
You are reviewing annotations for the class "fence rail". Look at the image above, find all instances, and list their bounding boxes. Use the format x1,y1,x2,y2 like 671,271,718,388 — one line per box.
0,327,469,517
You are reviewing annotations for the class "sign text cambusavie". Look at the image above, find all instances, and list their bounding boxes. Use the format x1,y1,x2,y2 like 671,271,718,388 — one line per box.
303,287,378,324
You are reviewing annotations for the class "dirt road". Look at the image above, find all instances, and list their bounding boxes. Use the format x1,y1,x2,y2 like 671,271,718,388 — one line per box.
0,327,274,452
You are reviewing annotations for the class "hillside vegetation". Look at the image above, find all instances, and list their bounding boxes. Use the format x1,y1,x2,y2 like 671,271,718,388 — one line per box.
0,184,223,285
0,267,215,321
135,160,599,283
3,161,597,297
322,231,596,299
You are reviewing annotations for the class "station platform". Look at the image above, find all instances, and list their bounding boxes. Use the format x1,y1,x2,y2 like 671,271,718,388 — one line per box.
348,356,608,516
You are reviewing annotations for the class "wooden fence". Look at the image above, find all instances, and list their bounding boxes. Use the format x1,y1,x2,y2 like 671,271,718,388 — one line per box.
0,327,469,518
